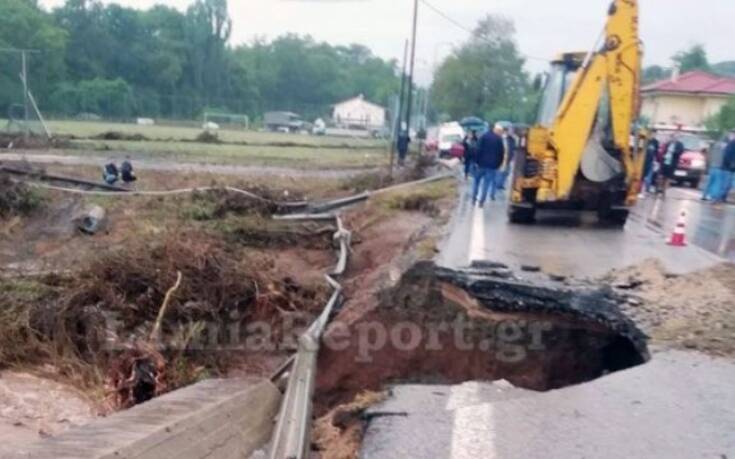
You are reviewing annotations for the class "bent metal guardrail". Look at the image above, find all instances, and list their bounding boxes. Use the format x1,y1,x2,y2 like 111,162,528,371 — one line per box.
268,173,454,459
267,215,348,459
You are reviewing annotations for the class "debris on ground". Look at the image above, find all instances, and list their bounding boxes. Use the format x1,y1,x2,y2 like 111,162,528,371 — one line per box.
215,217,336,249
341,155,438,193
91,131,148,142
603,259,735,357
312,391,387,459
73,205,107,235
0,133,69,150
105,344,167,410
0,231,328,410
0,174,44,218
373,179,453,218
195,130,221,144
184,186,305,221
185,188,278,220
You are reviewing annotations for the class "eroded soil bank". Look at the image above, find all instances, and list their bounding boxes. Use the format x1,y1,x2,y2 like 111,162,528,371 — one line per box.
312,261,649,457
316,262,648,409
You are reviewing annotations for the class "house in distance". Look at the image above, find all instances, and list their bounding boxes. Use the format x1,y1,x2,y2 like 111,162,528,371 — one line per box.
642,70,735,132
332,94,386,131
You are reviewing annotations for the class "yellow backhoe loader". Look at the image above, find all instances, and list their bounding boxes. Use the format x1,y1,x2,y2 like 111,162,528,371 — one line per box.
509,0,645,226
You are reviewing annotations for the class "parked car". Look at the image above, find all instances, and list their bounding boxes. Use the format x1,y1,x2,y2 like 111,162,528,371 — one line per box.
664,133,708,188
448,142,465,159
312,118,327,135
264,111,304,133
438,122,465,158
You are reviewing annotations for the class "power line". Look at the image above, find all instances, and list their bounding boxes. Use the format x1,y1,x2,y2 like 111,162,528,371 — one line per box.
418,0,550,63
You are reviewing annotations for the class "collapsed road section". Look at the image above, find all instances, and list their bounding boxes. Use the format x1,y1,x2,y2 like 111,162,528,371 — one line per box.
317,261,649,404
312,261,649,457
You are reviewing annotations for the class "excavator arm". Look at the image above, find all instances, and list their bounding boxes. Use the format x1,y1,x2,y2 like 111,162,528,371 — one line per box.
533,0,642,202
604,0,643,203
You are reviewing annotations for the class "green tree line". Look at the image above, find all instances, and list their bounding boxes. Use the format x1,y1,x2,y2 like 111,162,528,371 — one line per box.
429,15,538,124
643,44,735,84
0,0,400,121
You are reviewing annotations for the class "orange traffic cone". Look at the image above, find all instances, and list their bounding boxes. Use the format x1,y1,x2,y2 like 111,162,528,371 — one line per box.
667,211,688,247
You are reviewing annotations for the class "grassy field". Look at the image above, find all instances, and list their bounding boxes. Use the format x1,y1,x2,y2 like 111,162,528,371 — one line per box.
44,120,385,148
67,139,389,169
2,119,391,169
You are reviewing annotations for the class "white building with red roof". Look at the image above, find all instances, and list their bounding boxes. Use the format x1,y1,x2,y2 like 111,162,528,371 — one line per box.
641,70,735,131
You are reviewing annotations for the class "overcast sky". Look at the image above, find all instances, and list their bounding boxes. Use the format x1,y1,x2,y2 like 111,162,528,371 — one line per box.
40,0,735,85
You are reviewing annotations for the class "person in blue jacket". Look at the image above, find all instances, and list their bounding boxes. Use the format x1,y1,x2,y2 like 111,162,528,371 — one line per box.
472,123,505,207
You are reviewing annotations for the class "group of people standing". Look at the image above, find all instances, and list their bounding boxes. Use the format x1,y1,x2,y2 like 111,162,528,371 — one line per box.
462,123,516,207
642,131,685,196
642,130,735,202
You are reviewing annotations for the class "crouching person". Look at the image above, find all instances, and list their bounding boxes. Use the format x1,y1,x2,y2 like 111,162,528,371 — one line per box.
102,161,119,185
121,156,137,185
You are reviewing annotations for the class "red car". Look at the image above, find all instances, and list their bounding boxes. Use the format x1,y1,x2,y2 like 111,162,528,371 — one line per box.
659,133,708,188
449,142,465,159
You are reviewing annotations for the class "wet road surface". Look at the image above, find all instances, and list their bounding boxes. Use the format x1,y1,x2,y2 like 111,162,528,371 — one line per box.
634,186,735,261
437,180,726,277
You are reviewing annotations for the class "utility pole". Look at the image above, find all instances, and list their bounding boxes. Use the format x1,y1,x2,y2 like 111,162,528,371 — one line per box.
21,51,29,127
0,47,40,138
390,39,409,176
404,0,419,140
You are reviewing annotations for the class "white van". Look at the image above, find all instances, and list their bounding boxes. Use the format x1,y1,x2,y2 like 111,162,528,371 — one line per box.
438,122,466,158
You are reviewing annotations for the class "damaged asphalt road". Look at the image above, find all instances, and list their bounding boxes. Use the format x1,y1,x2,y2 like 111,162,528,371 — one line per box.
355,179,735,458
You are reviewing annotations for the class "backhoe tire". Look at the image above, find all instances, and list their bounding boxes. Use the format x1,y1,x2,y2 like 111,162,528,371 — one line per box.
598,208,629,227
509,205,535,224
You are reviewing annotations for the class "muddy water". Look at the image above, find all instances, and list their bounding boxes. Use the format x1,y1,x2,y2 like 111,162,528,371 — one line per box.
0,371,95,455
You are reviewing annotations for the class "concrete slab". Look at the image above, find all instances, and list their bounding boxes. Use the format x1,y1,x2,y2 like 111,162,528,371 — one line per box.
8,378,281,459
361,350,735,459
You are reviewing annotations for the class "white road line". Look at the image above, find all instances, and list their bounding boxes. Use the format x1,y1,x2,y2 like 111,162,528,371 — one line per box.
449,385,497,459
468,206,486,264
674,188,702,200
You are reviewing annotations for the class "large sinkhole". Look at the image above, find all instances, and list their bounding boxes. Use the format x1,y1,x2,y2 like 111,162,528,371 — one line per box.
315,261,649,409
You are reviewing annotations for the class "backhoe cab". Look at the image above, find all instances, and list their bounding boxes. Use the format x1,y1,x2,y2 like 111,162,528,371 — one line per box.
509,0,644,226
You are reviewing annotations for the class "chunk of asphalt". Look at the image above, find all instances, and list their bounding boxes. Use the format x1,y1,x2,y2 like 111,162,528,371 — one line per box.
549,273,567,282
470,260,509,270
521,264,542,272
